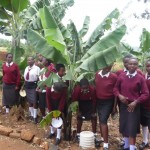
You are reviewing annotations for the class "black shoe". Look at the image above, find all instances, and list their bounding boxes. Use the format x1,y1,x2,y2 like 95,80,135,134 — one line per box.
95,138,103,148
33,118,38,124
48,133,55,139
103,147,108,150
75,135,80,143
139,142,149,150
55,138,61,145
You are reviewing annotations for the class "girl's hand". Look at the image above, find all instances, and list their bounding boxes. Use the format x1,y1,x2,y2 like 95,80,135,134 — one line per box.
118,94,128,105
127,101,137,112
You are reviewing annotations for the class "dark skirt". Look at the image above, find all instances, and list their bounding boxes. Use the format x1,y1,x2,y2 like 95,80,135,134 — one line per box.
25,81,37,104
78,100,93,120
119,102,140,137
2,83,19,106
140,106,150,131
38,92,46,109
97,99,114,124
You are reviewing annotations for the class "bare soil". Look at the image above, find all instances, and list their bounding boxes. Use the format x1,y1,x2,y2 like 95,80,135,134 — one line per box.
0,90,149,150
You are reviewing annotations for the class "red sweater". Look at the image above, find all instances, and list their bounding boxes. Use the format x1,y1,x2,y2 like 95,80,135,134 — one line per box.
113,73,149,103
95,71,117,100
116,69,143,77
142,79,150,110
72,85,96,111
2,63,21,87
46,87,67,112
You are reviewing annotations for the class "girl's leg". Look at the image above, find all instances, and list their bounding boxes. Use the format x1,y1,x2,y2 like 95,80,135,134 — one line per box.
6,105,9,114
33,102,38,124
129,137,136,150
29,103,34,119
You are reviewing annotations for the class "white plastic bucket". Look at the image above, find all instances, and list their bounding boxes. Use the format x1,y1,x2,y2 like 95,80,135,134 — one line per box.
79,131,95,149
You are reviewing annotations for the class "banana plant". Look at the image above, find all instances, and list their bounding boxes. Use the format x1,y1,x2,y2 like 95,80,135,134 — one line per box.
0,0,29,64
27,5,127,140
121,28,150,70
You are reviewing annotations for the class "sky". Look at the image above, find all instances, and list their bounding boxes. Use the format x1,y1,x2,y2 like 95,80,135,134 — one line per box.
0,0,150,48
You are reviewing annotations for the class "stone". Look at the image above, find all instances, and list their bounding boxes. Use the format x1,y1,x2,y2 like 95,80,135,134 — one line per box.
33,136,41,145
9,132,20,139
21,130,35,142
0,125,13,136
40,141,49,150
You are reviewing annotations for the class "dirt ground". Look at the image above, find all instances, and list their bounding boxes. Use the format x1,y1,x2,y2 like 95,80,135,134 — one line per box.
0,90,149,150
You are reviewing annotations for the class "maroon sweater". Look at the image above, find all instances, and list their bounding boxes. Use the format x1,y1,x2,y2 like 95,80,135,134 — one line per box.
2,63,21,87
113,73,149,103
72,85,96,111
95,71,117,100
116,69,143,77
142,78,150,110
46,87,67,112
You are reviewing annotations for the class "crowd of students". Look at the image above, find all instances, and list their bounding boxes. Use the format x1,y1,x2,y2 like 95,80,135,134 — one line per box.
1,52,150,150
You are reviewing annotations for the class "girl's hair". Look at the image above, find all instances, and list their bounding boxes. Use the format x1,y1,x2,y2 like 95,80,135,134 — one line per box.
79,78,89,87
6,53,13,58
123,54,133,59
46,59,52,65
129,57,138,62
56,64,65,71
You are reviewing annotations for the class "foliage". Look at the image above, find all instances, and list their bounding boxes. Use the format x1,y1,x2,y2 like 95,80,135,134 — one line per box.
40,110,61,128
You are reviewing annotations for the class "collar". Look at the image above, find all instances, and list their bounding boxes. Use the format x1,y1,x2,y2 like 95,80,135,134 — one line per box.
126,71,137,77
145,73,150,80
6,62,13,67
28,64,35,69
123,68,128,72
98,70,110,78
56,73,63,79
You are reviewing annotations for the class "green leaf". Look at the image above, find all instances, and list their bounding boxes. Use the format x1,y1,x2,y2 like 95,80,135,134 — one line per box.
40,110,61,128
77,46,120,72
27,29,67,64
85,9,120,49
63,68,74,81
68,101,78,113
11,0,29,13
0,8,11,19
140,28,150,52
39,6,66,52
0,0,12,11
80,25,126,61
79,16,90,38
76,72,93,82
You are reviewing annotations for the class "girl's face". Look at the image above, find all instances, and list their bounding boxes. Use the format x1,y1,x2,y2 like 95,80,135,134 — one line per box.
6,54,13,63
102,65,113,73
146,61,150,74
58,67,66,77
123,58,130,69
27,57,34,66
128,58,138,73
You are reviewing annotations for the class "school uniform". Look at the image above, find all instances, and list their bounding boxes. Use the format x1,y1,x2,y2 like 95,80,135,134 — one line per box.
95,70,117,124
46,87,67,113
38,68,47,112
113,71,149,137
2,62,21,106
72,85,96,120
24,64,40,104
116,68,143,76
140,73,150,130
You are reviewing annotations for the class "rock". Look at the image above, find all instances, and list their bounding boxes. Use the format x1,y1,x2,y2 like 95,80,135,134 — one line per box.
0,125,13,136
40,141,49,150
33,136,41,145
21,130,35,142
9,132,20,139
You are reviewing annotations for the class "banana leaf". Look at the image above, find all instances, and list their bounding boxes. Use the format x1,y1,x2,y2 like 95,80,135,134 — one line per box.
27,29,67,64
140,28,150,52
85,8,120,49
68,20,82,62
76,46,121,72
79,16,90,38
40,110,61,128
39,6,66,52
0,0,29,13
80,25,126,62
68,101,78,113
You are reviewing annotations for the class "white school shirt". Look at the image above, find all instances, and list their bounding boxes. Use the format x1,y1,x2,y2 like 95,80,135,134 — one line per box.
39,68,47,93
126,71,137,78
98,70,110,78
24,64,40,82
